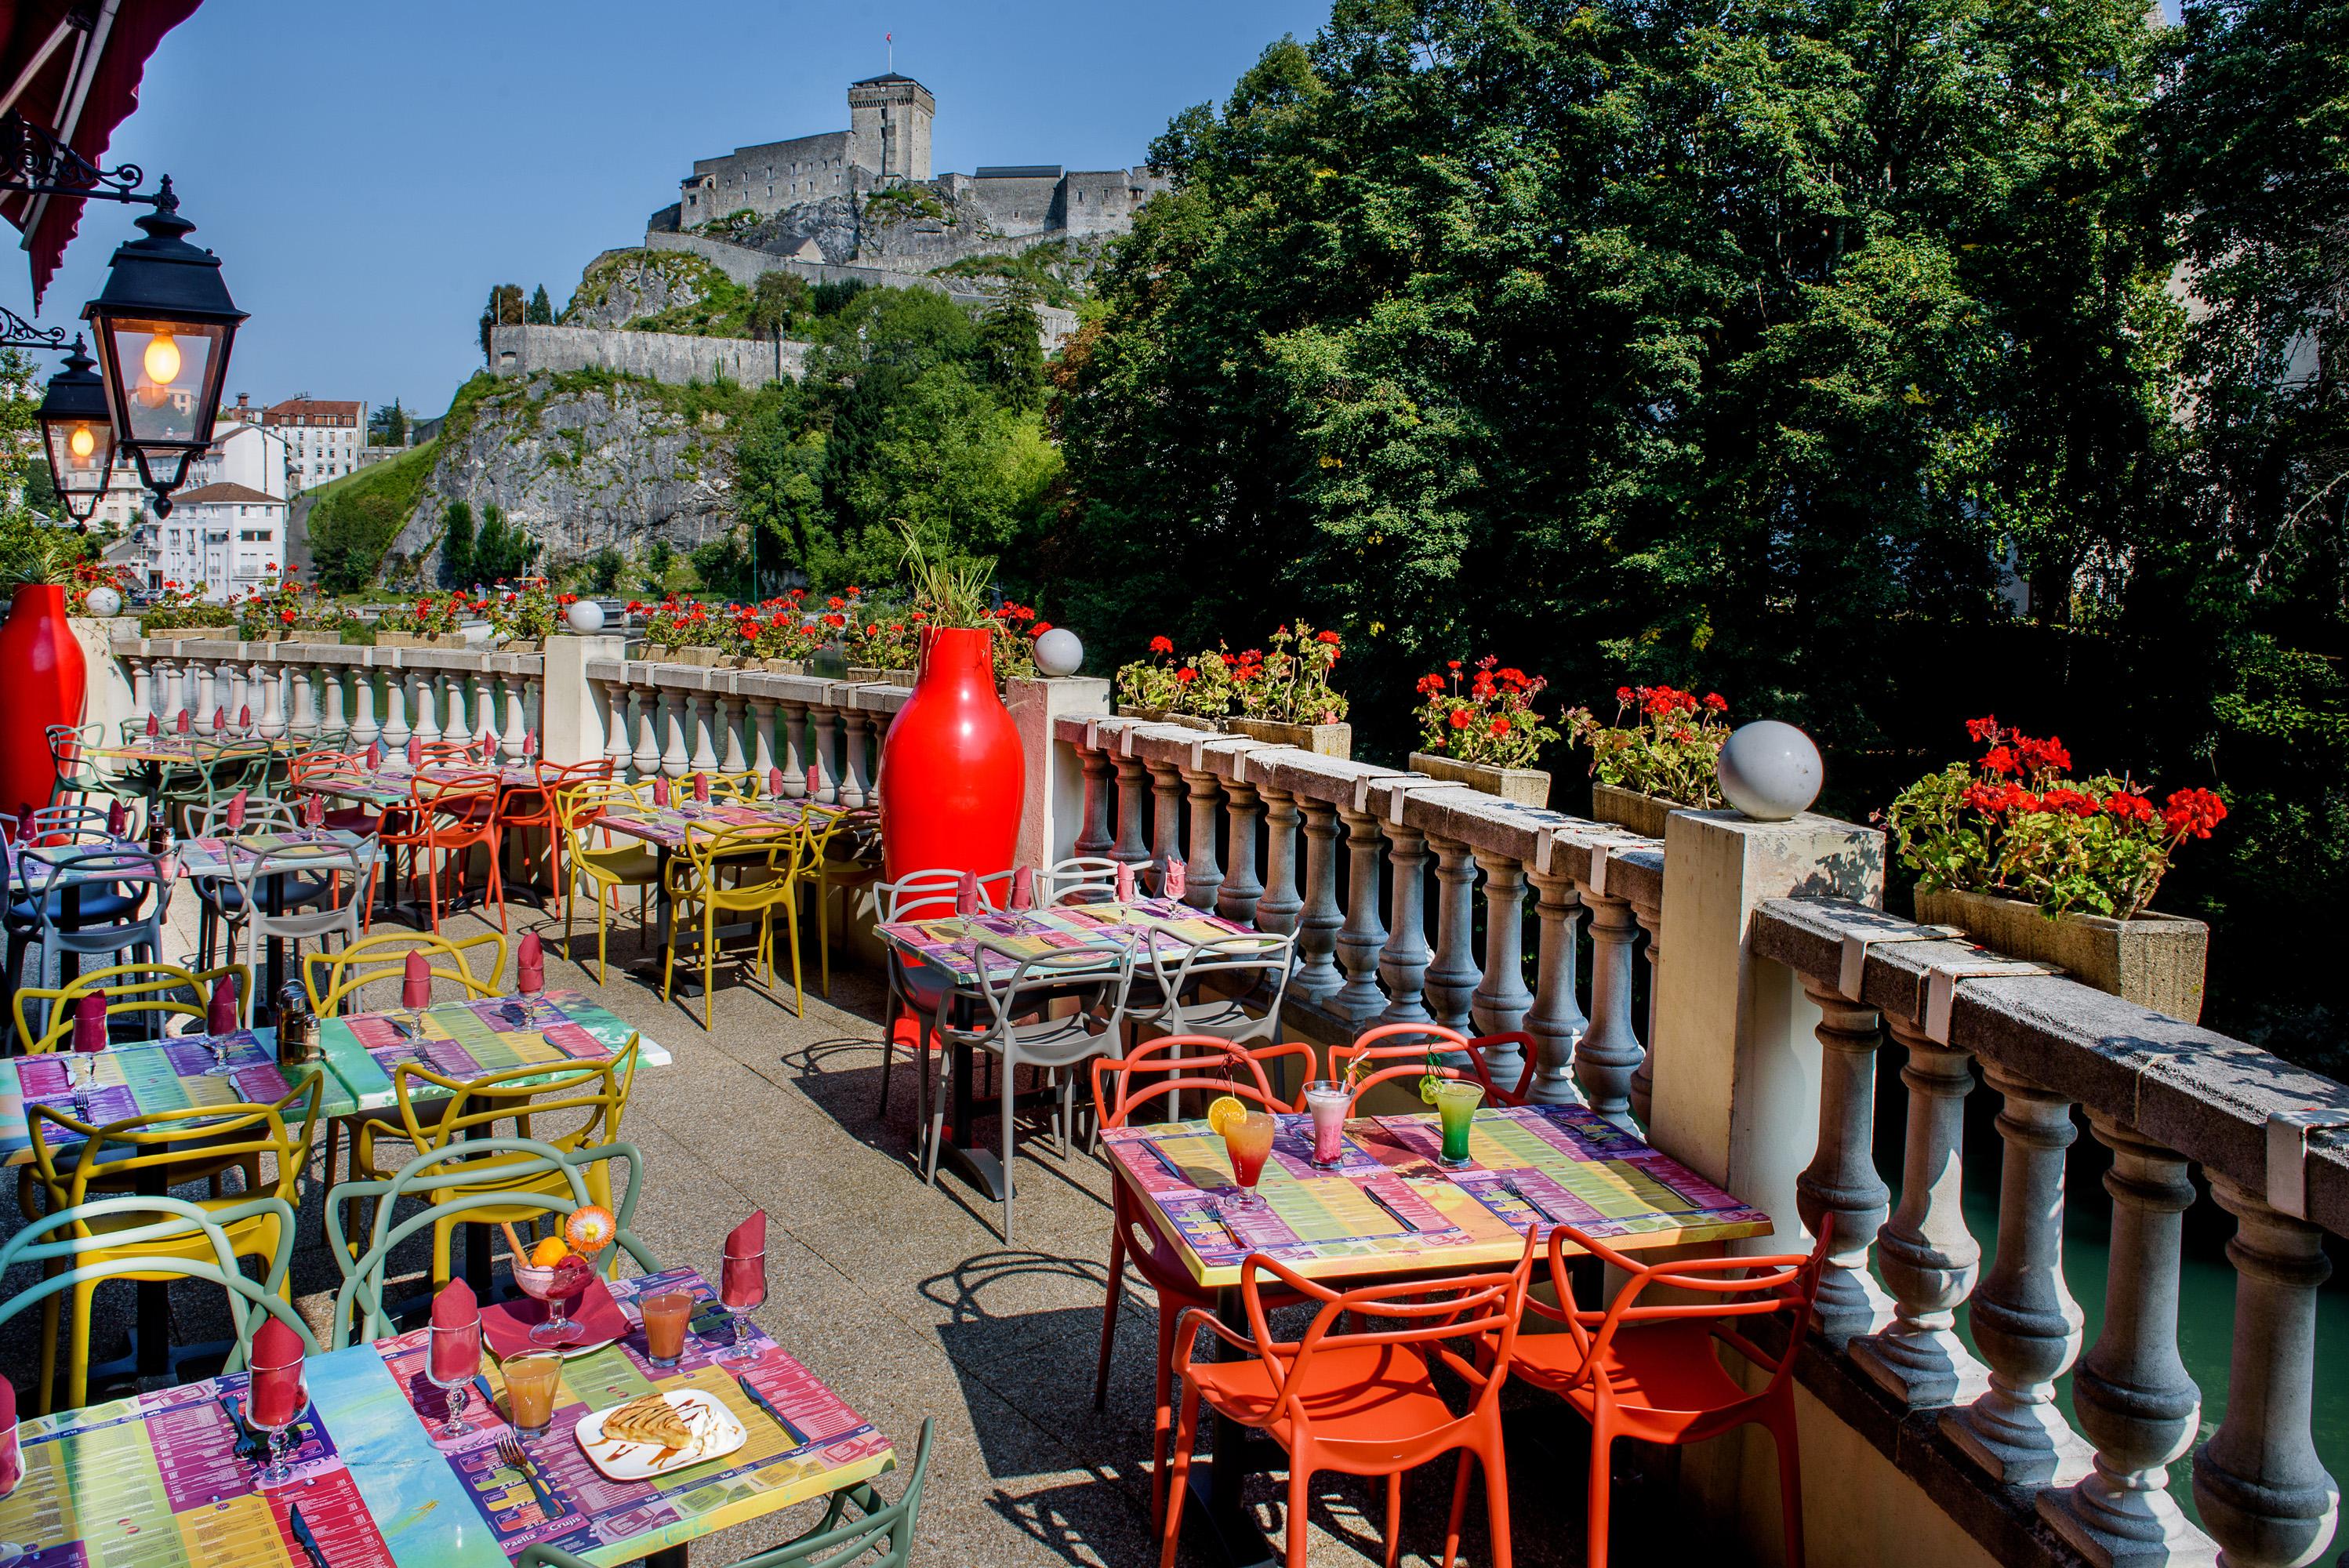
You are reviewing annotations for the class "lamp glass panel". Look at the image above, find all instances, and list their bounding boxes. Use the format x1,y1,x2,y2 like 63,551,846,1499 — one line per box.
42,416,114,498
100,316,226,447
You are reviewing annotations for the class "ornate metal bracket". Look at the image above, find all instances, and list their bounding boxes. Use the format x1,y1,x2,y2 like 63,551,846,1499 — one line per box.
0,110,163,208
0,301,68,351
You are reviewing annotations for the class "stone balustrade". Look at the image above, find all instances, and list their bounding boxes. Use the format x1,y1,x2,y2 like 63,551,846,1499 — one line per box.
583,655,909,803
111,636,547,757
1756,898,2345,1568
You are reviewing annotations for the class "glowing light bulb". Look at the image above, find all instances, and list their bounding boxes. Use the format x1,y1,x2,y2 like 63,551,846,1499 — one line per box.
67,425,93,461
143,332,181,385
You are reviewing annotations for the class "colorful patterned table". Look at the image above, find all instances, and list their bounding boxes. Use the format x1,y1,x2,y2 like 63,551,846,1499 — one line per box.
877,896,1252,985
0,1268,895,1568
321,989,670,1116
96,735,292,767
589,798,837,852
170,828,377,881
0,1031,329,1166
300,760,545,810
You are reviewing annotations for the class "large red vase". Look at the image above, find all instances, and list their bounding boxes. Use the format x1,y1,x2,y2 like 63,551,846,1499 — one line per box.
879,625,1023,884
0,583,85,823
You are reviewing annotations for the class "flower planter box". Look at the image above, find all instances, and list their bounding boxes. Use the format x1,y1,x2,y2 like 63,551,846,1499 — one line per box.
1591,782,1692,839
672,647,724,667
502,638,544,655
1117,704,1218,732
238,632,287,646
1914,887,2210,1023
847,665,891,684
754,658,806,675
1409,752,1551,807
1228,717,1352,757
377,632,465,648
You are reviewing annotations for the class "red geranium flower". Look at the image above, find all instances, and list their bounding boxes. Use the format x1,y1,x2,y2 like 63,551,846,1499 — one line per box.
1174,667,1197,684
1316,630,1340,645
1982,746,2018,777
1488,716,1509,737
1965,715,1999,742
2162,787,2227,839
1448,707,1472,729
1149,635,1174,655
1703,692,1727,712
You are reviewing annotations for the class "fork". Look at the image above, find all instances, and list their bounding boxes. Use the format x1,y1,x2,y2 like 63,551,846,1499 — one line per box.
496,1432,562,1519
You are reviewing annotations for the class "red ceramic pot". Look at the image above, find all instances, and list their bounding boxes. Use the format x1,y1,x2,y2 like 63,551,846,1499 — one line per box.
878,625,1022,886
0,584,85,822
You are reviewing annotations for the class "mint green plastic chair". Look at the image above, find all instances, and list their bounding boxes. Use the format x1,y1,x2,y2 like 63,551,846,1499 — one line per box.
0,1193,318,1403
326,1137,656,1345
517,1417,936,1568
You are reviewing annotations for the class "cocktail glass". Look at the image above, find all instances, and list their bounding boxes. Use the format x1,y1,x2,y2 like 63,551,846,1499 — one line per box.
1300,1080,1349,1168
716,1242,767,1359
1432,1080,1484,1168
1222,1111,1277,1210
246,1356,310,1484
424,1319,481,1438
511,1250,598,1346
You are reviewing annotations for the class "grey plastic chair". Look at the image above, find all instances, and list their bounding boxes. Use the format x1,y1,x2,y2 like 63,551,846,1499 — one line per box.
1121,930,1298,1051
231,839,376,1023
1043,855,1120,906
873,866,1012,1123
191,798,332,971
3,844,170,1028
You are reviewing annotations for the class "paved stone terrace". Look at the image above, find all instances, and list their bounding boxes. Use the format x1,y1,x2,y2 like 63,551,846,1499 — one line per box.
0,887,1723,1566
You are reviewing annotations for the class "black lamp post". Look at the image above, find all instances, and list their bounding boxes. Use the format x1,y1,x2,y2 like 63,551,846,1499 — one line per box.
81,178,245,517
34,335,114,524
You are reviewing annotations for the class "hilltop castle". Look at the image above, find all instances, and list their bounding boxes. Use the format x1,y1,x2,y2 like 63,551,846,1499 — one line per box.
647,74,1167,255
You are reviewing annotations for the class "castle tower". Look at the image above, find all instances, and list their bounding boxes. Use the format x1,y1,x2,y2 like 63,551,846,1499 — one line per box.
847,74,934,183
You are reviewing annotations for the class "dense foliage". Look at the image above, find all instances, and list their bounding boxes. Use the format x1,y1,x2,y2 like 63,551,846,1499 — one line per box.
1031,0,2348,1066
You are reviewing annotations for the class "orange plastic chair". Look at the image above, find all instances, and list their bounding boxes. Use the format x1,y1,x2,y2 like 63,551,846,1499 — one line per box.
1329,1022,1538,1112
381,771,506,933
1087,1035,1316,1523
1506,1220,1833,1568
500,757,613,904
1159,1230,1540,1568
290,748,404,840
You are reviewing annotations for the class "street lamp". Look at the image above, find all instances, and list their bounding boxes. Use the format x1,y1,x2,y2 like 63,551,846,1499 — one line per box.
81,178,245,517
34,335,113,524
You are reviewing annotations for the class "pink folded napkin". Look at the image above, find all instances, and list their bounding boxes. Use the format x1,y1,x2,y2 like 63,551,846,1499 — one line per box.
721,1210,767,1310
401,949,431,1010
405,735,422,768
175,709,190,735
652,775,670,806
524,728,538,758
767,767,785,799
303,793,324,828
207,972,238,1035
224,789,247,831
692,771,709,804
0,1370,19,1494
106,799,124,837
238,705,251,730
1011,866,1033,909
365,741,382,769
1164,858,1187,899
429,1279,480,1384
1114,861,1136,902
211,708,226,734
144,712,158,738
517,931,544,995
248,1316,307,1428
806,765,820,797
72,993,106,1052
955,870,979,916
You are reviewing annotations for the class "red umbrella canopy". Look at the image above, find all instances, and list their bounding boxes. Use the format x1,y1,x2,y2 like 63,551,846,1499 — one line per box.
0,0,202,308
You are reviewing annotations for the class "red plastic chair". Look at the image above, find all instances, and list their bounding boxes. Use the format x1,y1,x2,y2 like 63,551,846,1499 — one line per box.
380,771,506,933
1328,1022,1534,1113
1505,1219,1833,1568
499,757,613,903
1158,1229,1540,1568
1088,1034,1316,1525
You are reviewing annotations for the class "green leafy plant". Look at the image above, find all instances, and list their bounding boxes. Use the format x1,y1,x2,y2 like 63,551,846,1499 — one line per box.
1234,622,1349,724
1413,657,1557,770
1563,685,1731,806
378,594,475,636
896,520,994,630
1116,635,1182,711
488,579,563,642
138,579,234,634
1884,718,2230,920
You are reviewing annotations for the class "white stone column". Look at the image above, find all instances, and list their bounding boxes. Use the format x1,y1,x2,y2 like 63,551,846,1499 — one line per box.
441,668,469,742
1574,891,1643,1121
688,693,721,774
318,666,345,742
126,655,152,724
718,693,747,773
256,662,288,739
349,669,379,749
1333,805,1389,1022
839,711,872,808
808,702,839,801
1148,760,1184,879
288,662,319,742
604,684,635,777
471,670,499,750
659,688,691,779
1423,835,1479,1031
1851,1014,1990,1408
1256,786,1301,935
499,677,528,760
1795,979,1893,1345
632,687,662,779
412,670,442,747
747,698,778,776
1111,753,1150,865
1375,818,1432,1025
215,657,242,725
778,700,809,793
1944,1064,2090,1486
1180,765,1223,911
1075,746,1115,859
379,667,411,749
1293,799,1344,1003
1218,778,1262,925
1524,869,1584,1104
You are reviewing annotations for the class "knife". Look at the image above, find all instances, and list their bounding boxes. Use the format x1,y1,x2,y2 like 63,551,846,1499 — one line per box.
734,1372,808,1447
286,1504,329,1568
1360,1184,1425,1235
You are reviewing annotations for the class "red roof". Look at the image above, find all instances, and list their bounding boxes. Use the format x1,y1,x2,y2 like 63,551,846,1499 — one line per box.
262,397,361,426
0,1,206,307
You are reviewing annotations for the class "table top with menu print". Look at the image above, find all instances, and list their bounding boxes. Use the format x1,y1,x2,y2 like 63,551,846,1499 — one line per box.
1103,1102,1774,1288
320,989,670,1115
589,797,839,850
97,733,295,766
301,760,545,808
0,1031,337,1166
878,896,1254,985
171,826,379,880
385,1264,895,1566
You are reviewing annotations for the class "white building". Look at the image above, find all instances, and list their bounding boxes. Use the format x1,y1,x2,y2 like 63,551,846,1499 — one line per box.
118,419,292,599
260,395,365,491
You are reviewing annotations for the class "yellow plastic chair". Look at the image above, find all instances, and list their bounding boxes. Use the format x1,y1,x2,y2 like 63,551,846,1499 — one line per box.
802,805,874,1001
26,1075,322,1411
361,1036,641,1290
303,927,509,1016
662,820,817,1028
556,778,661,984
12,961,249,1054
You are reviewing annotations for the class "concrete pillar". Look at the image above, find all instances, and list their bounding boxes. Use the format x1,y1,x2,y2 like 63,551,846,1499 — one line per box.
1523,869,1584,1105
1180,766,1223,911
1003,676,1109,871
541,637,617,763
1795,978,1893,1345
1469,851,1534,1042
1111,753,1151,866
1425,835,1480,1031
1294,799,1343,1003
1258,786,1301,935
1074,745,1115,858
1376,818,1433,1025
1148,760,1184,878
1333,805,1388,1022
1218,779,1263,925
1576,891,1643,1123
1628,893,1662,1123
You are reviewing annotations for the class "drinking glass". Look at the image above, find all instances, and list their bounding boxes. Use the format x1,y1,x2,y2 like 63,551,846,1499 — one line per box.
1300,1080,1349,1168
1221,1111,1277,1210
1432,1080,1484,1168
425,1318,482,1437
246,1356,308,1486
640,1291,692,1368
513,1253,596,1347
717,1242,768,1358
502,1353,562,1439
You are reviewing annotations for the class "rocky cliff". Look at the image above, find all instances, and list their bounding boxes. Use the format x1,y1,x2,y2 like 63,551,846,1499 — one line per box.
561,249,730,329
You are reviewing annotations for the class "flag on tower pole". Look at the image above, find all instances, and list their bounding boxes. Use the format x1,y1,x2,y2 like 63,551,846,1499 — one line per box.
885,32,893,69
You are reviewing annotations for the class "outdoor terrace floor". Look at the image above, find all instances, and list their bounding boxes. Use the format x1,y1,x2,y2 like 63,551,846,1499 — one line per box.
0,889,1701,1566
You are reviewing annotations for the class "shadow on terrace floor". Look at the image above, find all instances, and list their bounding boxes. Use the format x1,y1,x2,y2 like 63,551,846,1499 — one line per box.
0,886,1730,1566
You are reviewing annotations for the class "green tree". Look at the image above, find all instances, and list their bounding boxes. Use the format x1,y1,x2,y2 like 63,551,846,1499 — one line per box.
746,272,808,342
437,499,475,586
470,503,539,580
586,544,626,594
478,284,524,362
641,538,675,591
310,492,405,593
525,285,554,325
369,400,408,447
975,282,1046,413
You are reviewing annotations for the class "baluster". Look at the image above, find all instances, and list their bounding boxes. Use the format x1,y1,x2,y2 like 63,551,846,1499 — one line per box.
688,694,721,774
808,704,839,801
1575,890,1643,1122
151,655,178,724
2191,1178,2339,1568
1333,806,1388,1021
1852,1015,1990,1406
1628,894,1661,1123
442,668,469,741
471,671,499,750
1075,746,1115,858
1181,766,1223,910
1944,1065,2090,1485
349,670,379,749
501,678,528,760
747,698,778,776
1148,761,1184,880
257,662,288,739
659,689,691,779
1524,869,1585,1104
1218,777,1262,925
1257,786,1301,935
1376,818,1432,1025
777,700,809,794
840,712,873,808
870,711,891,796
412,670,442,747
186,656,212,722
632,687,662,779
2040,1116,2209,1565
1424,835,1479,1031
603,684,635,777
524,678,543,750
1795,981,1894,1345
125,655,152,724
1292,800,1343,1003
380,669,411,749
289,665,319,742
718,693,747,773
1111,754,1151,865
1469,851,1534,1040
319,667,347,743
215,657,241,724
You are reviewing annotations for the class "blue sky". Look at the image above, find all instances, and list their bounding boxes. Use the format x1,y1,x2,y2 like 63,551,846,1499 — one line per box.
6,0,1329,420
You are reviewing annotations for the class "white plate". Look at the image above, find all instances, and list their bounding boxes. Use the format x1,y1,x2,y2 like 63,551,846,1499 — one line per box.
574,1388,745,1481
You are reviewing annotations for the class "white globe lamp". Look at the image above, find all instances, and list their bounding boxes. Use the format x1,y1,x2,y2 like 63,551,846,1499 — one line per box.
1716,720,1823,821
566,597,606,633
1033,626,1084,678
83,584,122,618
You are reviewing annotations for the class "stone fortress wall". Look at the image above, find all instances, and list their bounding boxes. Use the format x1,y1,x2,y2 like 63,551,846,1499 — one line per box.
489,322,809,387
